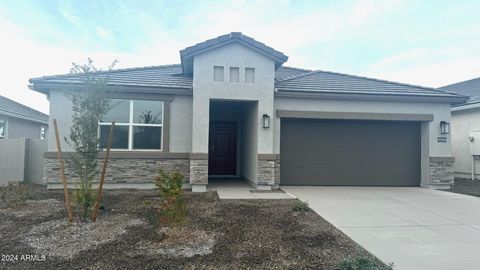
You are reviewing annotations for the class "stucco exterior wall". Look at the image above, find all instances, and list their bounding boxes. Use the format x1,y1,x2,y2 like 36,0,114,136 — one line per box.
47,89,193,153
0,138,47,184
274,97,452,157
274,97,453,188
47,90,74,151
191,43,275,157
0,114,47,140
241,102,258,182
169,95,193,152
451,108,480,178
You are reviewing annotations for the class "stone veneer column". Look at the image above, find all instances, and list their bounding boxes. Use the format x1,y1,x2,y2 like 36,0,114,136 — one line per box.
189,153,208,192
257,154,280,190
428,157,454,189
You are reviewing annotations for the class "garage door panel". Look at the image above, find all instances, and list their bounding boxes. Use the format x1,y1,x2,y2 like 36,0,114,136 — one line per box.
280,119,420,186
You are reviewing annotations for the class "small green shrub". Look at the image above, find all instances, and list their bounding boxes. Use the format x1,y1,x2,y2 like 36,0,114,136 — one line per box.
72,181,96,221
335,257,394,270
292,199,310,212
0,182,30,208
154,169,186,225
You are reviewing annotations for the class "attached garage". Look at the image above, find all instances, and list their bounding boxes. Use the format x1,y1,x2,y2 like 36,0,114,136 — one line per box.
280,118,421,186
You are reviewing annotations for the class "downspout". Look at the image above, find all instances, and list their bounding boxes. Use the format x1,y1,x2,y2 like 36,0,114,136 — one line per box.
472,156,475,181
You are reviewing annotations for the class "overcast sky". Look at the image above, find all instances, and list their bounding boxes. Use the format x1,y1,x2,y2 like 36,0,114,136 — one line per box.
0,0,479,114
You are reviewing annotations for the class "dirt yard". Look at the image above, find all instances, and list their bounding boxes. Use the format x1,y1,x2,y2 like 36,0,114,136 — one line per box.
0,185,387,269
448,178,480,197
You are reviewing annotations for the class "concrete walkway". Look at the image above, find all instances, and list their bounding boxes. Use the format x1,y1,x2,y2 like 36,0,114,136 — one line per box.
207,179,294,199
282,186,480,270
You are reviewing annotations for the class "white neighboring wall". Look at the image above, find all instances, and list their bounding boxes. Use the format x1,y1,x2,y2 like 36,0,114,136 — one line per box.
451,108,480,178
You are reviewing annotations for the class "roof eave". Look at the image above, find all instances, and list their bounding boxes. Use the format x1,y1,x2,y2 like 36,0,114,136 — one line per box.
30,82,193,96
0,109,48,125
275,89,468,104
452,101,480,112
180,39,288,75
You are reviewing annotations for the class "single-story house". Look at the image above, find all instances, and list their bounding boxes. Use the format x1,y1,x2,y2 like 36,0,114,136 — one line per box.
0,95,48,140
0,95,48,184
439,77,480,179
29,32,467,191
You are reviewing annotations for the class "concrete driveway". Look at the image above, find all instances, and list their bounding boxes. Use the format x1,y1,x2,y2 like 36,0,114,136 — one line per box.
282,186,480,270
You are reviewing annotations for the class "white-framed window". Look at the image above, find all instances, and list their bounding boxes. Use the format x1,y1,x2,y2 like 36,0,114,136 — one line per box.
0,120,6,139
99,99,164,151
40,126,46,140
229,67,239,82
245,67,255,83
213,66,224,82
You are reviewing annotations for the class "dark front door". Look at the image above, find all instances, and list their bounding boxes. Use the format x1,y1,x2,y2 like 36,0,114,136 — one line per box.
209,122,237,175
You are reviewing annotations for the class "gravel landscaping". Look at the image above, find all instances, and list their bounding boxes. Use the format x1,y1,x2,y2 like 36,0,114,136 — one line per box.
448,178,480,197
0,185,388,269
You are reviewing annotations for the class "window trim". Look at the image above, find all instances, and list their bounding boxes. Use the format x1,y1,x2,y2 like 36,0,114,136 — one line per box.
229,67,240,82
98,99,165,151
245,67,255,83
0,119,6,139
213,66,224,82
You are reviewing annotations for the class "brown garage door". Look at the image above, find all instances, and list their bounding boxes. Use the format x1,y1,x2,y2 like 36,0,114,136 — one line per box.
280,119,420,186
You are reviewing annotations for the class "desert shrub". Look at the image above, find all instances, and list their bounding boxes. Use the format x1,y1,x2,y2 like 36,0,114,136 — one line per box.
292,199,310,212
71,182,96,221
335,257,394,270
0,182,30,208
154,169,186,225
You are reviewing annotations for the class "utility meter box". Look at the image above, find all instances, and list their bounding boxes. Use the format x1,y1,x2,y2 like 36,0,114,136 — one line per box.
470,130,480,155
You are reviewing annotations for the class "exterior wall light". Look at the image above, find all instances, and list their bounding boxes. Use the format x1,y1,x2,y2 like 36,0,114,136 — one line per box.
262,114,270,128
440,121,450,134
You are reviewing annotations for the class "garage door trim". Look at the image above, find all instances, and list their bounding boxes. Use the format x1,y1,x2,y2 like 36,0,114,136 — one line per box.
276,110,433,121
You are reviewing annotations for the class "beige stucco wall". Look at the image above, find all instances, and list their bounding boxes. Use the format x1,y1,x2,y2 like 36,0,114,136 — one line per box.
0,113,47,140
169,95,193,152
274,97,452,156
191,42,275,157
274,97,453,186
47,89,193,153
47,90,73,151
241,102,258,182
451,108,480,178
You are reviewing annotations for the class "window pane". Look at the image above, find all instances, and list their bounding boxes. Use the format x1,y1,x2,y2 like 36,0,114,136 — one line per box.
245,68,255,83
133,100,163,124
101,99,130,123
230,67,239,82
214,66,224,82
133,126,162,150
0,120,5,138
100,125,129,149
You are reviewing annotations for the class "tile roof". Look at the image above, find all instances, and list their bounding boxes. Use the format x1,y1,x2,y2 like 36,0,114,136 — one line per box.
180,32,288,75
438,77,480,104
0,95,48,124
29,65,309,91
275,69,466,100
30,64,192,90
274,66,311,80
29,64,465,103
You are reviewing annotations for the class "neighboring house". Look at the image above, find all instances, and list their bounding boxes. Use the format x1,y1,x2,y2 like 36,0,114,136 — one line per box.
0,95,48,140
0,95,48,185
29,32,466,191
439,78,480,179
